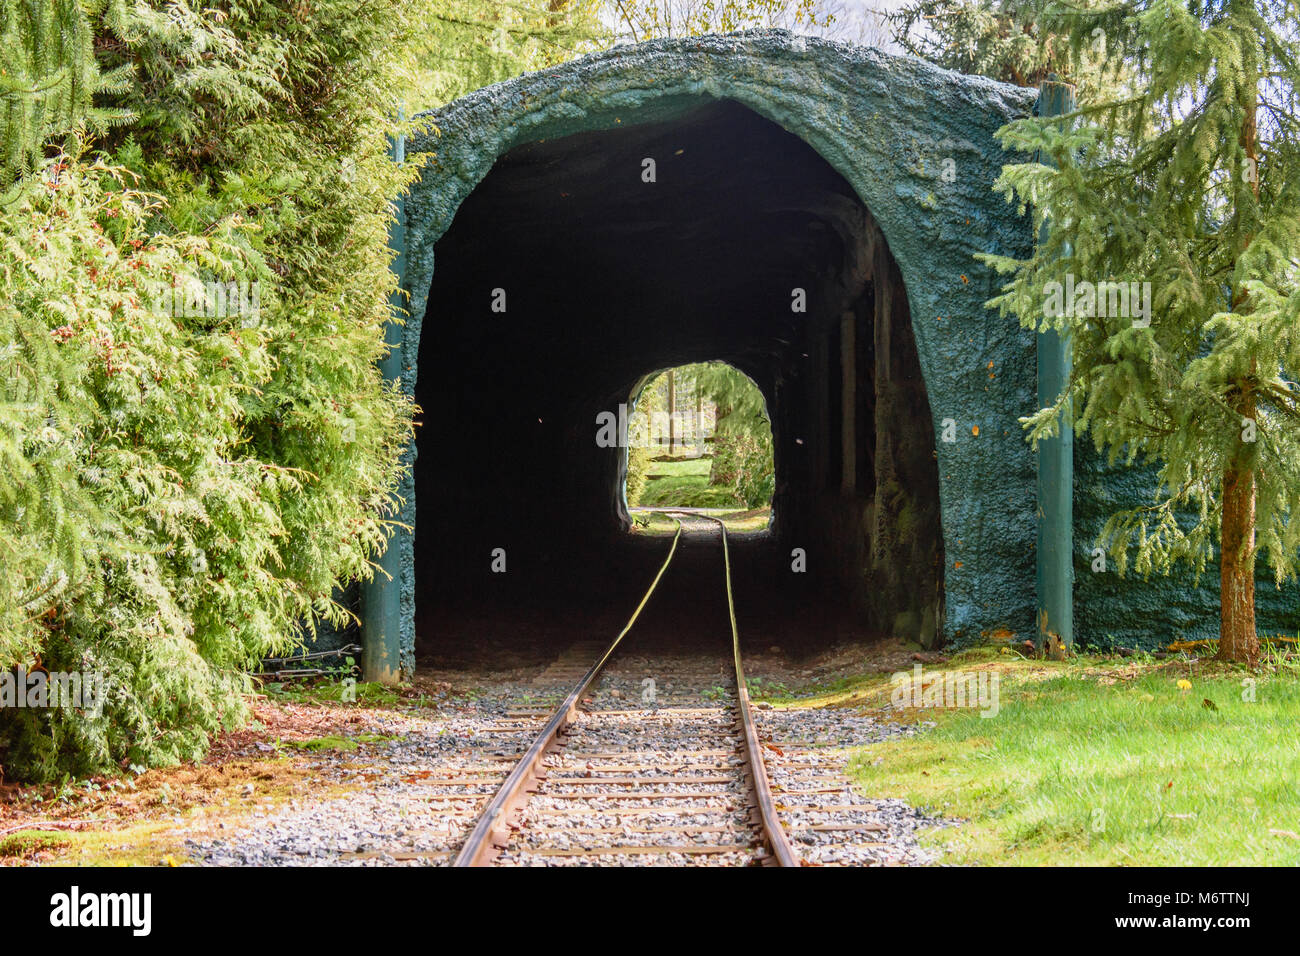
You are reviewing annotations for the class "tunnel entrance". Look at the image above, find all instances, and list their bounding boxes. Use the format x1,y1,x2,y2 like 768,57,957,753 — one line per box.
624,362,774,531
414,99,945,657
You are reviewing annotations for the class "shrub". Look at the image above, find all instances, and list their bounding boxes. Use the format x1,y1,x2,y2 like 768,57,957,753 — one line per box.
0,154,280,779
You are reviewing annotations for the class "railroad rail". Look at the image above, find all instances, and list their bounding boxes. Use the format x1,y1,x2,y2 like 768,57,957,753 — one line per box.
451,514,801,867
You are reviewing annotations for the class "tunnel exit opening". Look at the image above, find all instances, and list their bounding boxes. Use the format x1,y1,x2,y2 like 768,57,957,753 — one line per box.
622,362,774,532
414,98,945,655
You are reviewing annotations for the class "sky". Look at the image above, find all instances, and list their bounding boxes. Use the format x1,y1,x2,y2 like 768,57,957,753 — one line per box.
599,1,917,53
813,0,912,51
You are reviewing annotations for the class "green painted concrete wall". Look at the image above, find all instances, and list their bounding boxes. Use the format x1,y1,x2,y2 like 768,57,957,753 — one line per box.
1074,445,1300,649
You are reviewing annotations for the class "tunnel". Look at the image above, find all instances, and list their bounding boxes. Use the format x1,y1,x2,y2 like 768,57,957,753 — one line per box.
414,100,945,660
368,32,1049,680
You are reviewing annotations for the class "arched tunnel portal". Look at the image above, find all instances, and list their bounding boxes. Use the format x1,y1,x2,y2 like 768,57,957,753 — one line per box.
417,99,945,654
378,33,1045,677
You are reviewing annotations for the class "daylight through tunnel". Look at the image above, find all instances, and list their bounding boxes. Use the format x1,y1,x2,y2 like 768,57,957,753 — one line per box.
415,100,944,655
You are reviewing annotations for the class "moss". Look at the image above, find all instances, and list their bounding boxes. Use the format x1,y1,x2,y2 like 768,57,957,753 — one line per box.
282,732,401,752
265,679,407,709
0,829,71,858
283,735,360,752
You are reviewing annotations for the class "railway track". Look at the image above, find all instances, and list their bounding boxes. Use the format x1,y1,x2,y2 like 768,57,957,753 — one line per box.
451,514,801,867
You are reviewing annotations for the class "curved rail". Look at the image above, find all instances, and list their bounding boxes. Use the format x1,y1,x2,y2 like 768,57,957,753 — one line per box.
452,518,684,867
699,514,802,867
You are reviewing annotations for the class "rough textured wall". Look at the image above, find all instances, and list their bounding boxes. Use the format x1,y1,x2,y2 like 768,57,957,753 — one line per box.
866,243,946,646
1074,443,1300,649
401,29,1040,658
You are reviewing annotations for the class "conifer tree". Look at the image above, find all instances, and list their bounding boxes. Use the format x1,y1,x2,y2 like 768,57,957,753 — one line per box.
408,1,607,109
696,363,775,508
888,0,1126,97
606,0,836,41
981,0,1300,663
0,0,128,197
889,0,1067,85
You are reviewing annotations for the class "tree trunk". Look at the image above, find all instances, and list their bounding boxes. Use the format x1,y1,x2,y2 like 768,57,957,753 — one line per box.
694,379,702,455
1219,17,1260,667
667,370,676,455
1219,452,1258,665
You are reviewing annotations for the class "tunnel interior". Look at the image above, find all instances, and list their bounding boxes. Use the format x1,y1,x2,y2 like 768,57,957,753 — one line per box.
415,100,945,660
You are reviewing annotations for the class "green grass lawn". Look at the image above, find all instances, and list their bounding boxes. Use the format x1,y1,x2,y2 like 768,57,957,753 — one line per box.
634,455,739,508
818,648,1300,865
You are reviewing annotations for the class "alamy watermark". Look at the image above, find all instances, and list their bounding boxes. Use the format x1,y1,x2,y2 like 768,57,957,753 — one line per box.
1,667,105,717
1044,274,1151,328
153,279,261,324
596,403,714,449
50,886,151,936
890,663,999,718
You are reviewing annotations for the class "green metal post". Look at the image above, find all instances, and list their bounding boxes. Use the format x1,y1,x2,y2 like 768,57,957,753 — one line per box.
362,119,407,685
1035,78,1075,656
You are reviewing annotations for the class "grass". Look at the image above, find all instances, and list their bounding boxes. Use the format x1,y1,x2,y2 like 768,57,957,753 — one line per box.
629,454,774,528
635,455,738,508
0,821,191,866
2,753,358,866
718,508,772,533
746,675,790,698
839,648,1300,865
647,456,712,479
628,454,771,534
631,511,689,534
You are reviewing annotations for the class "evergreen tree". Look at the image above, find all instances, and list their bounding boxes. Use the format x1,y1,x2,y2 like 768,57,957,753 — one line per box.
0,0,128,198
1,147,276,775
0,0,433,780
888,0,1126,97
0,0,630,783
696,363,775,508
625,370,667,505
889,0,1065,85
980,0,1300,664
407,1,607,110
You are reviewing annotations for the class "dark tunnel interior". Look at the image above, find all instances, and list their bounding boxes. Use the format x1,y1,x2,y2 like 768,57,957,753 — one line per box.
415,100,945,662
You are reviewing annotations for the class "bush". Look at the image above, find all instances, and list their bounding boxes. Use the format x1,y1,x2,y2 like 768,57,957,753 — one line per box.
710,431,775,509
0,0,418,782
0,155,279,779
0,0,610,782
625,443,654,506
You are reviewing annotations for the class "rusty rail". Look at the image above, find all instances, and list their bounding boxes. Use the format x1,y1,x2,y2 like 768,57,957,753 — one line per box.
452,518,683,867
453,512,799,867
700,514,801,867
